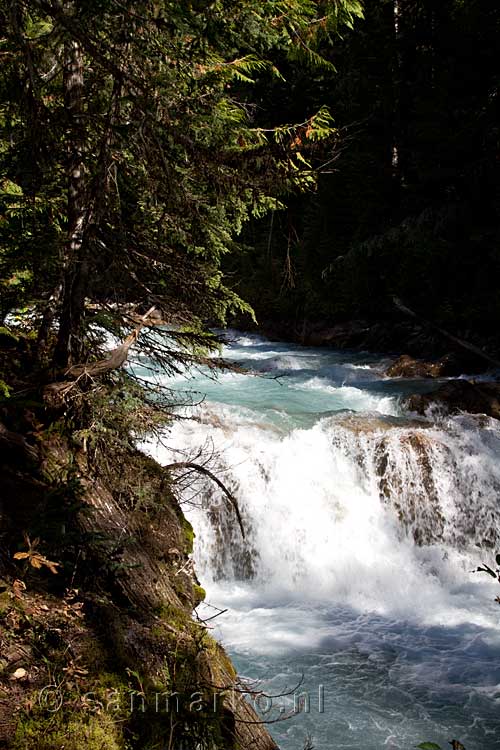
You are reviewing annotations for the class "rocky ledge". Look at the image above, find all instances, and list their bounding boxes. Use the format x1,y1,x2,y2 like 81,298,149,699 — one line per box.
403,379,500,420
385,353,474,379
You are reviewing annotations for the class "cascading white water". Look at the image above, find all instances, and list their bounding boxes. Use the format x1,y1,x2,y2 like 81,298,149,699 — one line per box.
139,331,500,749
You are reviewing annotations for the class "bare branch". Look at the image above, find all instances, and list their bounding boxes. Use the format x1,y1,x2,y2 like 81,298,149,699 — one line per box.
164,461,245,539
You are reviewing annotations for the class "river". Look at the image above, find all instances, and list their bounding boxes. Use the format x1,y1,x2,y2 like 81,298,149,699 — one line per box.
139,330,500,750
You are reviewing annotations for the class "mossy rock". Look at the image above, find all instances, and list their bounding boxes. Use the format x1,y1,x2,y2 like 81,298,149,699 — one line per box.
156,601,191,631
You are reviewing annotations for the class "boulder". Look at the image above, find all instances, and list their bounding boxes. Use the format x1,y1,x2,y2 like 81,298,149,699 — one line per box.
404,379,500,419
386,354,443,378
386,352,484,379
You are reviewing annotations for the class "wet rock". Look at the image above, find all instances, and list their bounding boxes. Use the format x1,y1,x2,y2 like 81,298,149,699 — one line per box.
332,413,427,434
207,497,257,581
330,416,447,545
255,317,446,356
404,380,500,420
330,414,500,547
386,352,482,379
243,318,493,377
386,354,443,378
375,432,447,545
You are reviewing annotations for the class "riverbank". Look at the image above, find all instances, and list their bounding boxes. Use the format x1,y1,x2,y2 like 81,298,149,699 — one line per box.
240,317,498,371
0,329,277,750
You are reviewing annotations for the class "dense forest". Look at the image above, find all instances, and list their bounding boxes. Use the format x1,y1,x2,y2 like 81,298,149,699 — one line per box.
232,0,500,354
0,1,499,749
2,1,499,357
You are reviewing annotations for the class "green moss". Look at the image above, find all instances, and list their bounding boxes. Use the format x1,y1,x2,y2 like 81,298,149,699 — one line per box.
14,712,125,750
193,583,206,605
89,672,135,728
217,647,237,681
156,602,190,631
202,634,237,681
78,638,109,675
182,517,195,554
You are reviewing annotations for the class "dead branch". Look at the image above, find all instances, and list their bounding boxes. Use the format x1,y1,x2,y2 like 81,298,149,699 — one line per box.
44,307,156,399
164,461,245,539
196,608,228,624
66,306,156,378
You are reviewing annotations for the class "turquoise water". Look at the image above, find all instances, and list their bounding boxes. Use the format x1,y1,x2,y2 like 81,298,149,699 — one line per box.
141,330,500,750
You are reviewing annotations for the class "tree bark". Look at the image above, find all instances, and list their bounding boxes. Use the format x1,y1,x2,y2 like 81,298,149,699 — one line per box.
53,38,88,368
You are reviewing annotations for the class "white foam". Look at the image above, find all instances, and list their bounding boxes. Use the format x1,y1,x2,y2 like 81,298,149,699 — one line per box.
297,378,399,415
144,411,500,633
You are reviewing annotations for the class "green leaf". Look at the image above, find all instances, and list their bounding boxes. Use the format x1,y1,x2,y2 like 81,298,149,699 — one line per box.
0,380,11,399
417,743,442,750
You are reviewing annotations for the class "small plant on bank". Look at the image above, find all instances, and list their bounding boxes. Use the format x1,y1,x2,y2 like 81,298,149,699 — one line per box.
13,536,60,575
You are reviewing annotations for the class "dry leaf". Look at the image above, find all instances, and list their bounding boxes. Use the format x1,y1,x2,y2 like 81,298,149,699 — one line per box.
12,579,26,599
13,539,60,575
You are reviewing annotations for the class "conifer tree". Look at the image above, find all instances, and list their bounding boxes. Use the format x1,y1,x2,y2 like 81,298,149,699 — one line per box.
0,0,363,370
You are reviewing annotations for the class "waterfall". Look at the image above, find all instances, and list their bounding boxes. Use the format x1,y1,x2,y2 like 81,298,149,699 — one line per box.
138,331,500,749
147,406,500,625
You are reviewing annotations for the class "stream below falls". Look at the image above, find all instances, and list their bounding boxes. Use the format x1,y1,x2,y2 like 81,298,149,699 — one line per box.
139,330,500,750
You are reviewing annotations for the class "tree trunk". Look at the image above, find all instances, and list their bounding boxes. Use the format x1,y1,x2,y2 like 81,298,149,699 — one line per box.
392,0,406,193
392,0,416,195
54,39,88,368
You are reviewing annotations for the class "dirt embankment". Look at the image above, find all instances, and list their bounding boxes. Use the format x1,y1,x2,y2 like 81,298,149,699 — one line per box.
0,410,276,750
